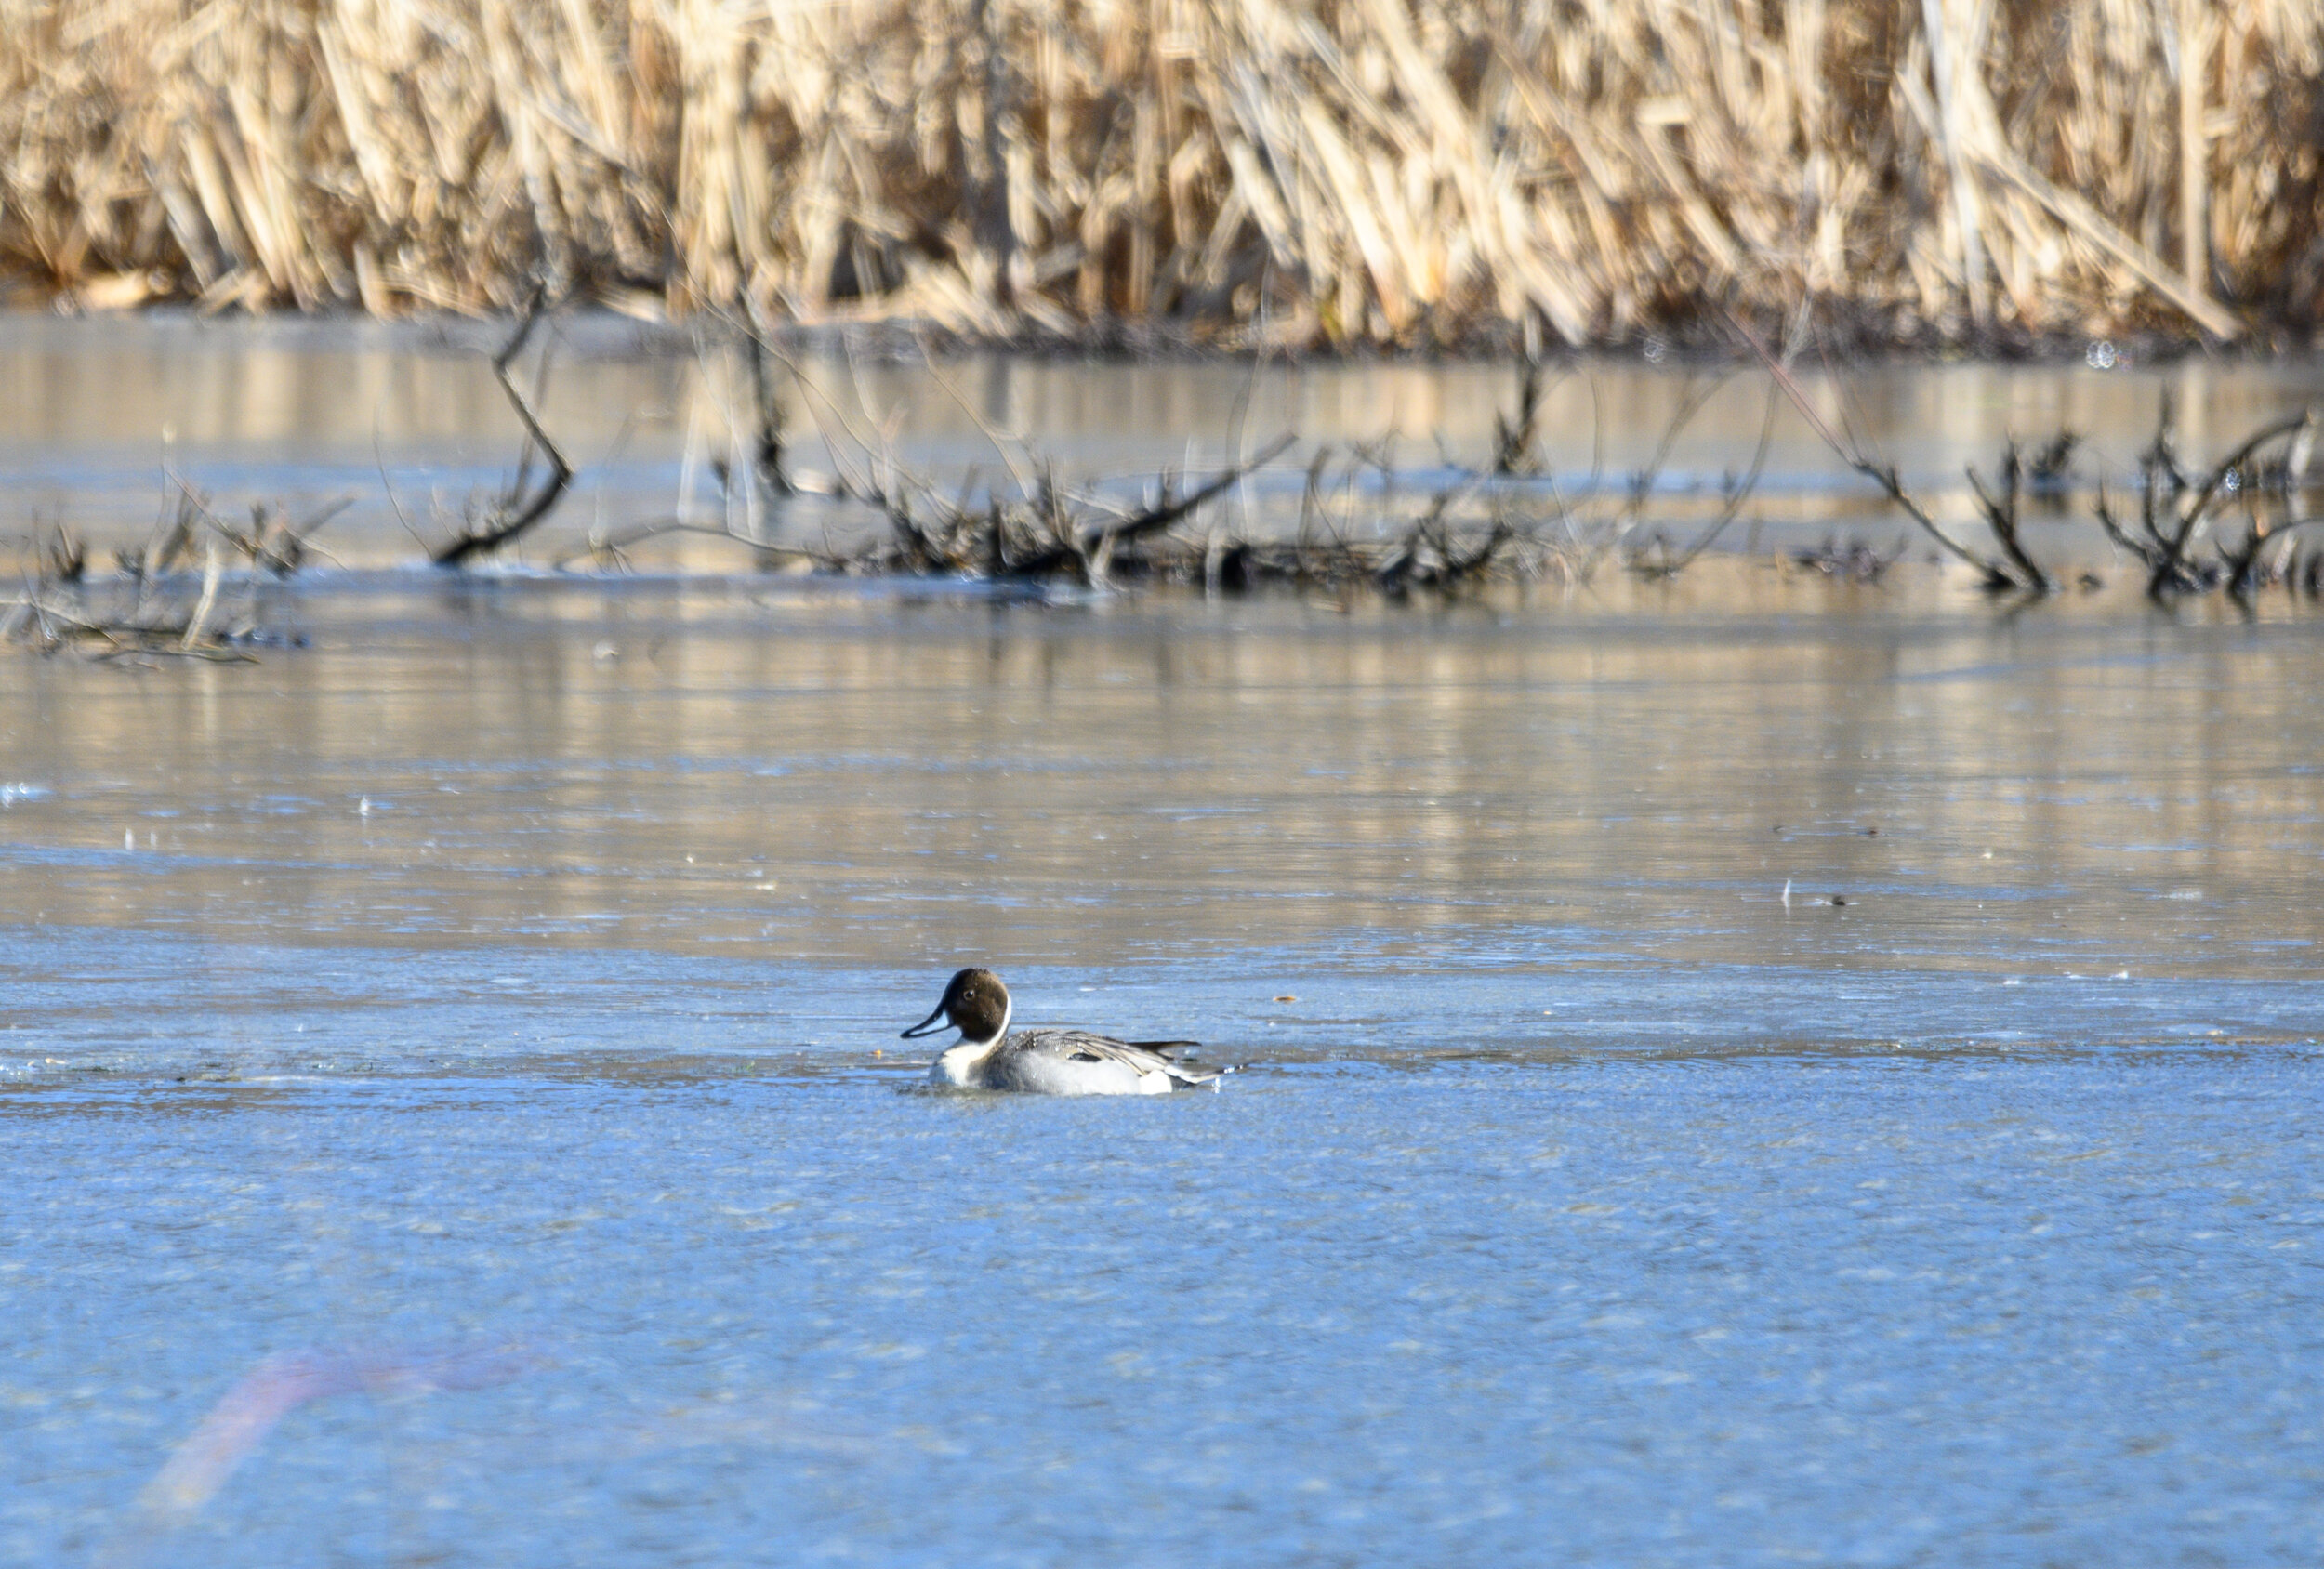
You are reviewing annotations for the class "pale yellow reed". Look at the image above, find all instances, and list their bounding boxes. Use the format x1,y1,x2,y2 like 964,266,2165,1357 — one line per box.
2,0,2314,344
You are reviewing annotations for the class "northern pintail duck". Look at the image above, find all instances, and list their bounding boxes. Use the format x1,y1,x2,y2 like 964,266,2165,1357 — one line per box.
902,968,1228,1094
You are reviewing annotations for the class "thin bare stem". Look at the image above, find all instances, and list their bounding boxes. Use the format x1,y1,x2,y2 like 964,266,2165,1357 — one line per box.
431,292,576,567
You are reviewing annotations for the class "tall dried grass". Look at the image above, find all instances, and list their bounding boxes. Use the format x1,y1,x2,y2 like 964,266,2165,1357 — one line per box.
3,0,2319,346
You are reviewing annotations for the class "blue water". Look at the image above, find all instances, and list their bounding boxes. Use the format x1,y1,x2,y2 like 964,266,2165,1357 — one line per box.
8,1037,2322,1567
4,582,2323,1566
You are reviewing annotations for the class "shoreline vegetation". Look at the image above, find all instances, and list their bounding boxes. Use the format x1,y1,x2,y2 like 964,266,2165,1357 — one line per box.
6,299,2321,662
3,0,2321,351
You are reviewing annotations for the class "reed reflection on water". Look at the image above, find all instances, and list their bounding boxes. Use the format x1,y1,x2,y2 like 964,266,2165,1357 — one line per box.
8,314,2324,573
2,576,2319,981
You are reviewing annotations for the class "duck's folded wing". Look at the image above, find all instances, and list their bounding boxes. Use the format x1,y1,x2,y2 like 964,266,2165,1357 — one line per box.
1026,1030,1222,1083
1122,1039,1200,1058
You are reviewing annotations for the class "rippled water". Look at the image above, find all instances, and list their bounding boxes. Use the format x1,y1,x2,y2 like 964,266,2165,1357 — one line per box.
4,576,2323,1566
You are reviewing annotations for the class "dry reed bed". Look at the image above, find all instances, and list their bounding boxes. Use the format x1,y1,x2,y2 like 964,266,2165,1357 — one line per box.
2,0,2319,345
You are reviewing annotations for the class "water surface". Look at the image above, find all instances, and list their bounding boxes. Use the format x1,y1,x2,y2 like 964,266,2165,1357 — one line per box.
4,579,2322,1565
9,314,2324,571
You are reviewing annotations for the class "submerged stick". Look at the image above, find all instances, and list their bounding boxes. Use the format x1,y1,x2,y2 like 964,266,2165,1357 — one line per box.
431,292,575,567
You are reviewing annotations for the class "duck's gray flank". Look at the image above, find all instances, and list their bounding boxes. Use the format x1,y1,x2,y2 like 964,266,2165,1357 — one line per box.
902,968,1230,1095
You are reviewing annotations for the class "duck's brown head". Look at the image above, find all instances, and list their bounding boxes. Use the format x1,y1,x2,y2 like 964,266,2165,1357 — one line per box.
901,967,1012,1045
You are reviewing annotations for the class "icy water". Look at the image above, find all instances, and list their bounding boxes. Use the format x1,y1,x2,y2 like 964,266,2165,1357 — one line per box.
4,577,2324,1568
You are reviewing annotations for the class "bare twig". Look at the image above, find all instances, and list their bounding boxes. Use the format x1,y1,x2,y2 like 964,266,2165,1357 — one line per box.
550,520,832,573
1631,381,1781,578
2092,482,2160,569
1731,309,2024,588
1089,433,1296,549
431,291,575,567
2150,412,2313,594
1965,444,2053,594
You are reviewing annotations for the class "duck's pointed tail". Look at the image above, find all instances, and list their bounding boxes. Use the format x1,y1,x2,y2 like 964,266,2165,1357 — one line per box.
1116,1039,1247,1090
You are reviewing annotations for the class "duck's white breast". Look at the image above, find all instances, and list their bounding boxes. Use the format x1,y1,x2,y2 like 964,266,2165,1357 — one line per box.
930,1041,999,1087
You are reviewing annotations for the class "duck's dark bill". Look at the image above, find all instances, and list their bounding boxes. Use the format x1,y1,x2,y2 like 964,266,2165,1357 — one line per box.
900,1004,950,1039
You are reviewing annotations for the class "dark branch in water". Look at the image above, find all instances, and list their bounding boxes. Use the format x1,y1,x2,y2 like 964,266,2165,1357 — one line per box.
26,305,2324,666
1731,310,2028,590
2147,411,2312,597
796,344,1300,589
1090,433,1298,549
1492,359,1548,476
1729,307,2320,602
431,289,575,567
1965,445,2053,595
1858,455,2023,589
740,309,794,503
2091,483,2157,571
2087,400,2318,599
